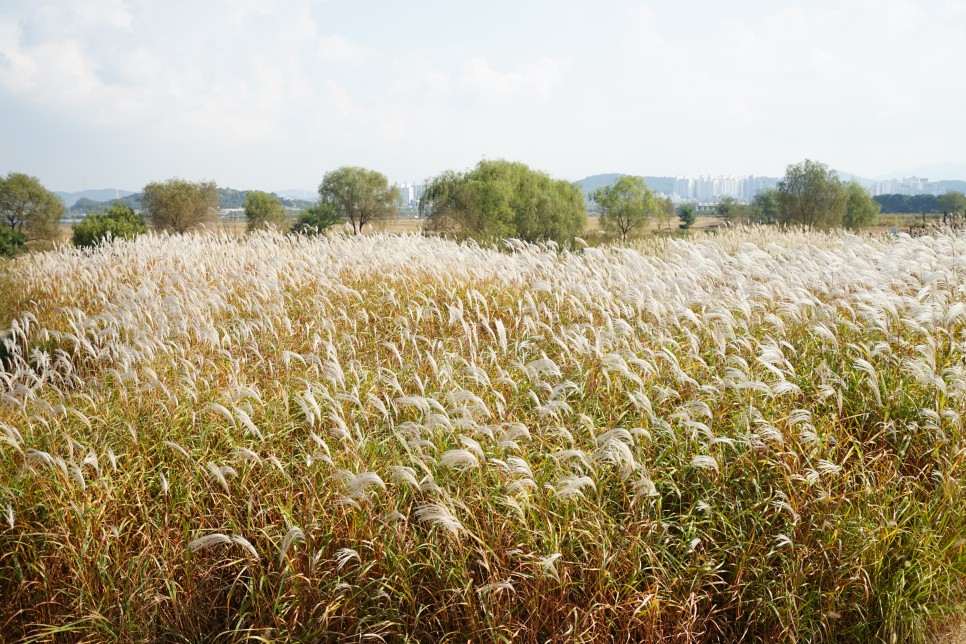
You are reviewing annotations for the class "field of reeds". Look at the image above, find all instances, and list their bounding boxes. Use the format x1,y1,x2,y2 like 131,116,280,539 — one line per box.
1,227,965,642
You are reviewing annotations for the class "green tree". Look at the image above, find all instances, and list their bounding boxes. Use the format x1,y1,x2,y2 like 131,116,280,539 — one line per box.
842,181,879,230
421,169,515,241
592,175,658,242
659,198,676,231
937,191,966,217
72,203,147,248
0,227,27,257
716,196,738,223
751,189,781,224
292,202,342,236
142,179,218,233
421,159,586,245
244,191,288,232
0,172,63,242
776,159,847,228
678,204,697,230
874,194,940,215
319,167,398,235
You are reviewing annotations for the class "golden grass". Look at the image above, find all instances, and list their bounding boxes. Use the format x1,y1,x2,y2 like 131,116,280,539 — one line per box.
1,227,965,641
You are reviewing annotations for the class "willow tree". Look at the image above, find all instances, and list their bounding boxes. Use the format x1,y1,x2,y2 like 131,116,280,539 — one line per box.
318,167,398,235
776,160,846,228
420,159,586,246
142,179,218,233
842,181,879,230
244,191,288,232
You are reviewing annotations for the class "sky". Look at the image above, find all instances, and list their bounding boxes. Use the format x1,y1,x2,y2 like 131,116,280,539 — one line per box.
1,0,965,193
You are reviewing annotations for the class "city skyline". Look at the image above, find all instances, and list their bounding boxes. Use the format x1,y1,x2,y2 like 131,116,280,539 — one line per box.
2,1,966,193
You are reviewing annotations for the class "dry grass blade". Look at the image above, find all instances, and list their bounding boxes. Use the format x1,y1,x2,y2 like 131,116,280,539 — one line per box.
188,533,232,553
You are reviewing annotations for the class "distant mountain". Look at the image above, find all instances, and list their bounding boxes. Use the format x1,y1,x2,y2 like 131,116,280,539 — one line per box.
575,173,622,197
71,195,141,212
57,189,135,209
63,188,314,214
834,171,875,189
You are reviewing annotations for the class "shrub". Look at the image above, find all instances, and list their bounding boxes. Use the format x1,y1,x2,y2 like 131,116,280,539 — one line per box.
72,203,147,248
0,226,27,257
292,202,342,235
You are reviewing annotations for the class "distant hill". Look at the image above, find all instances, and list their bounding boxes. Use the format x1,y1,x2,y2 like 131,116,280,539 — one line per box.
64,189,314,214
71,194,142,213
834,171,876,189
57,189,135,209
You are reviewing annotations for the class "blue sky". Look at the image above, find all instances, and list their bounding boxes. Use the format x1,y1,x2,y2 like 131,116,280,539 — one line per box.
1,0,965,192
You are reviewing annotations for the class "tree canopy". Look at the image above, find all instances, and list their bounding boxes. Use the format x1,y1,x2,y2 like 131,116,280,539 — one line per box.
677,204,697,230
937,191,966,216
842,181,880,230
751,189,781,225
592,175,659,242
292,202,342,236
142,179,218,233
776,160,847,228
420,159,586,245
72,203,147,248
873,193,939,214
716,196,738,223
0,172,63,242
319,167,398,235
244,191,288,232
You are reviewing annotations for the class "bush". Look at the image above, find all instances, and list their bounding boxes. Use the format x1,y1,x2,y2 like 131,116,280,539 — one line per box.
72,203,147,248
0,226,27,257
292,202,342,236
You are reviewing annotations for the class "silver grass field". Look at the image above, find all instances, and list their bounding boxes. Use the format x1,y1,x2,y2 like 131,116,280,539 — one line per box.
1,227,965,641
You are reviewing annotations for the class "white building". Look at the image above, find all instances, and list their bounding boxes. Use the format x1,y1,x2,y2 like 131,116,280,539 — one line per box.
871,177,937,196
397,183,417,208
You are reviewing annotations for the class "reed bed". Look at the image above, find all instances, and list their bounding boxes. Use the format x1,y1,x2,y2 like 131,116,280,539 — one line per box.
0,227,965,642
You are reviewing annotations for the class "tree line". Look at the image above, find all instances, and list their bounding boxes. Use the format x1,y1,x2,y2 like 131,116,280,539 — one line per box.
873,192,966,215
5,160,966,257
70,188,312,214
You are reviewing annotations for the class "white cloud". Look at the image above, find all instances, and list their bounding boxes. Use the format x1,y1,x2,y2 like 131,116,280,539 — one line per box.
459,56,564,104
316,36,381,67
322,79,353,119
74,0,132,29
387,56,451,100
0,20,35,94
1,0,965,189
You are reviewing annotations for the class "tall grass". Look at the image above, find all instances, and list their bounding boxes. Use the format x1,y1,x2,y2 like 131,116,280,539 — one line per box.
0,227,965,641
